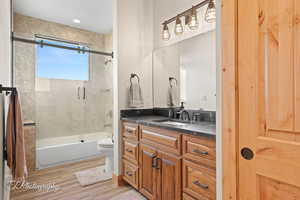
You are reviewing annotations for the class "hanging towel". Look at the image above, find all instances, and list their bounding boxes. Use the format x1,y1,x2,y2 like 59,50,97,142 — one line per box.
6,91,28,180
167,85,179,107
129,82,144,108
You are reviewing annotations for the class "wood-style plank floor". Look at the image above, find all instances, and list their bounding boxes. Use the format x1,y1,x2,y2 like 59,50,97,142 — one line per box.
10,157,132,200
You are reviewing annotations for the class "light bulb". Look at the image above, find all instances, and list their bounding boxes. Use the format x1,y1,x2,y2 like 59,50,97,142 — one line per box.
188,7,199,30
205,0,216,23
174,16,183,35
162,23,170,41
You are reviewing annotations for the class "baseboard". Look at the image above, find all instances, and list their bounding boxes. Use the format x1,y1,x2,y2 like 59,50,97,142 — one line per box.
112,174,126,186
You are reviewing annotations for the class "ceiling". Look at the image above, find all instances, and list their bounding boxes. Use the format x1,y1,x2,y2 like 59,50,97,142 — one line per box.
13,0,113,34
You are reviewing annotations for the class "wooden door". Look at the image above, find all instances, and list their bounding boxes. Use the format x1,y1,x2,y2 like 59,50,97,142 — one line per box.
156,152,181,200
238,0,300,199
139,144,157,200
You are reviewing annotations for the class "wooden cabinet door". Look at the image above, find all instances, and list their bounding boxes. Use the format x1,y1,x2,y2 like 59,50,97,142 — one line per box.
238,0,300,199
156,152,181,200
139,144,158,200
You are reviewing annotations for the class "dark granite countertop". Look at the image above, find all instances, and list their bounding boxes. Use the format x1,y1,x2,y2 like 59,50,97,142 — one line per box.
121,115,216,138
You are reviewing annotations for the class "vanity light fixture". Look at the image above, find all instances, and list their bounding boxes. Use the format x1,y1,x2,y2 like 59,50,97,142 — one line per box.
161,0,215,41
174,16,184,35
162,22,171,41
205,0,216,23
188,6,199,30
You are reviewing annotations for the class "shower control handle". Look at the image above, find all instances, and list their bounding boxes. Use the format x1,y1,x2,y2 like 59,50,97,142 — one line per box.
77,87,81,100
83,87,86,100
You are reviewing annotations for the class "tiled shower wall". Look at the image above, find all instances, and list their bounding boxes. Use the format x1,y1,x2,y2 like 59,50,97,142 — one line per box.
13,13,113,140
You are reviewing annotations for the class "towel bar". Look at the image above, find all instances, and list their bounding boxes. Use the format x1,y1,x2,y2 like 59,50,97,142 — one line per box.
0,84,17,95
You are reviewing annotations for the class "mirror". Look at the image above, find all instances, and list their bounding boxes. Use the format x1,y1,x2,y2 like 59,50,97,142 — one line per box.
153,31,216,111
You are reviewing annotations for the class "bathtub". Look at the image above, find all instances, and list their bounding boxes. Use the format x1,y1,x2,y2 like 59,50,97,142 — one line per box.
36,132,112,169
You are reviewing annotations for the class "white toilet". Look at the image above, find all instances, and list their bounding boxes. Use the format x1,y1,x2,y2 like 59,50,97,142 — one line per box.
98,137,114,174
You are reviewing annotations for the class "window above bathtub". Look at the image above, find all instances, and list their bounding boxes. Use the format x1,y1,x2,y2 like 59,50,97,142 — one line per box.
36,36,90,81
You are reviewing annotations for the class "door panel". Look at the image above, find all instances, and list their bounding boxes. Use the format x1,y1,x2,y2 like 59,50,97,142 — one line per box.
265,0,294,132
259,176,300,200
139,144,157,200
238,0,300,199
156,152,181,200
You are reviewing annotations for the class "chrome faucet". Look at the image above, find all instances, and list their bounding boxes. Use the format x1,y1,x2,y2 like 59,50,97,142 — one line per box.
178,110,190,121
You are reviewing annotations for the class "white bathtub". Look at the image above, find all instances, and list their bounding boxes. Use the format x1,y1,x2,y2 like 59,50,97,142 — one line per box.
36,132,112,169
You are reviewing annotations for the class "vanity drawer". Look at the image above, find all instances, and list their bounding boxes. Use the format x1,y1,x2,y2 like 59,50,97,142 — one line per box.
123,122,139,140
183,193,198,200
183,135,216,169
123,139,139,165
183,159,216,200
122,159,139,189
140,125,181,155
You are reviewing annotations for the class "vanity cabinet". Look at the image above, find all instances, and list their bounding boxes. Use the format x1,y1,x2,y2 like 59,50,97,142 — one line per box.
122,122,140,190
122,121,216,200
139,144,182,200
156,151,181,200
139,144,157,199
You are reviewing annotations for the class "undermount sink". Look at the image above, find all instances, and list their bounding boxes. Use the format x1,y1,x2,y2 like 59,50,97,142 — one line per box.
154,120,189,126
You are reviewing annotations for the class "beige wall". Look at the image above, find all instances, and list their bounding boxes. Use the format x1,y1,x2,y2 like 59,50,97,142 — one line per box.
13,13,113,139
113,0,154,175
117,0,154,110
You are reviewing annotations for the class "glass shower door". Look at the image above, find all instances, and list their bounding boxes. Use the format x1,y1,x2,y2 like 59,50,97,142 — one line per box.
35,79,86,139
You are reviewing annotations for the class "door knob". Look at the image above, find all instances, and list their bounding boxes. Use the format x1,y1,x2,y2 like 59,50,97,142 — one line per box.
241,147,254,160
